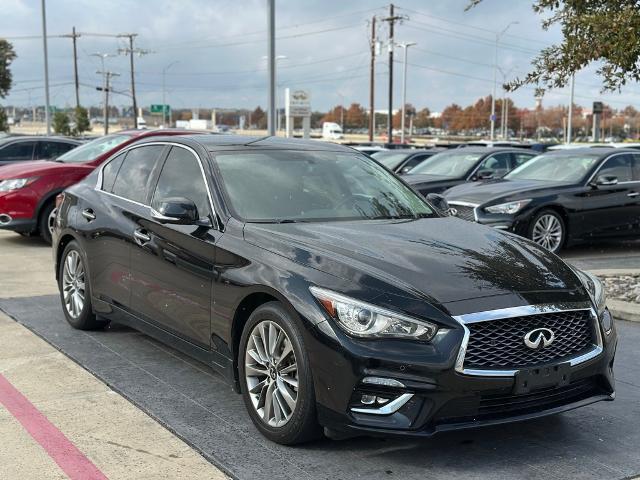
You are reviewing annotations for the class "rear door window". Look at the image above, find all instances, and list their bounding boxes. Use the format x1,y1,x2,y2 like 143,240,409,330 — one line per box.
477,152,511,178
0,141,36,161
111,145,165,204
36,141,77,159
513,152,536,168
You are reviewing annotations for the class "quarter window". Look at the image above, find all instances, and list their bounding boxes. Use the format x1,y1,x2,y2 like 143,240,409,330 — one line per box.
477,153,511,177
111,146,164,204
152,147,211,219
101,152,126,192
598,154,633,182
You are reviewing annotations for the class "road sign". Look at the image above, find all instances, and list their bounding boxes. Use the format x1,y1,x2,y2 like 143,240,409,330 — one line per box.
593,101,604,114
490,114,496,122
286,90,311,117
150,104,170,115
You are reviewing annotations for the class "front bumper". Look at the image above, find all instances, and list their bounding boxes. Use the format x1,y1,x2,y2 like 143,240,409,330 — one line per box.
0,188,39,233
308,306,617,438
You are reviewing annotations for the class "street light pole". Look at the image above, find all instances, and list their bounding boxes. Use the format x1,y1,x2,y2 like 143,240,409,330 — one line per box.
398,42,416,144
40,0,51,135
162,61,179,127
267,0,276,136
490,21,518,141
567,73,575,144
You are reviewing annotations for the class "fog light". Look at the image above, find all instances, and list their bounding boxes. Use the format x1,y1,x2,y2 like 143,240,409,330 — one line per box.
360,394,376,405
361,377,405,388
601,308,613,335
376,397,390,405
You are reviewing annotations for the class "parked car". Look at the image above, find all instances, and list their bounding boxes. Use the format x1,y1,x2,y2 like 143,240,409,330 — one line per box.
444,147,640,253
53,135,616,445
0,129,208,243
0,136,82,166
404,147,538,196
372,148,444,174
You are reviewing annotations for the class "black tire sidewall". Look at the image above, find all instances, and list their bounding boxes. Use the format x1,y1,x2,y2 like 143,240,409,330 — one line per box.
58,241,99,329
528,209,566,253
39,201,55,244
238,302,318,444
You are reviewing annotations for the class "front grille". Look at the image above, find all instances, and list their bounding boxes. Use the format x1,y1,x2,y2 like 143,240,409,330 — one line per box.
464,310,594,370
449,203,476,222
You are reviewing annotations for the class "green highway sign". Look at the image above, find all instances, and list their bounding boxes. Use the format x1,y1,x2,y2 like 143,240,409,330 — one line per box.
150,104,170,114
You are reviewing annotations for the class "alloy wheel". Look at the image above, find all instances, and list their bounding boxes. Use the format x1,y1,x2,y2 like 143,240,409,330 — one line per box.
244,321,298,427
48,207,57,236
531,214,563,252
62,250,86,319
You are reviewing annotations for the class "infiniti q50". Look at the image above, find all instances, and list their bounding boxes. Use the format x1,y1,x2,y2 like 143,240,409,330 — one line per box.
53,135,616,444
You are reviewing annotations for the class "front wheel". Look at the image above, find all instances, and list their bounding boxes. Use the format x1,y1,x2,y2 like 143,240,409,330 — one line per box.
527,209,566,253
58,241,109,330
39,202,56,245
238,302,321,445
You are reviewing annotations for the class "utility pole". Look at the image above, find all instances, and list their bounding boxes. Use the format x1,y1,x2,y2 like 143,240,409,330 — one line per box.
97,70,119,135
267,0,276,136
118,34,149,129
490,21,518,140
162,61,179,127
368,15,376,141
398,42,416,144
40,0,51,134
382,4,404,144
62,27,81,108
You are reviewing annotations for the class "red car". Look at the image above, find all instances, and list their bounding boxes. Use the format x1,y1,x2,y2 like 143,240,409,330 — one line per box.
0,129,207,243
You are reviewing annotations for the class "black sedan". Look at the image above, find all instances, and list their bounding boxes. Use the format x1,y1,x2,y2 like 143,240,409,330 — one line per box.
444,148,640,253
403,147,538,196
371,148,443,174
0,136,82,165
53,135,616,444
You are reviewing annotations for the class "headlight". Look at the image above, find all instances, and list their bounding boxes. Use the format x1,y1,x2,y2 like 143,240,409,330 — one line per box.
0,178,36,192
573,268,612,334
310,286,438,341
484,199,531,214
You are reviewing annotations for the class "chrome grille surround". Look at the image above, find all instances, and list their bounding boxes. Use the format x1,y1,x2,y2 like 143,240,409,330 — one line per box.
452,302,603,377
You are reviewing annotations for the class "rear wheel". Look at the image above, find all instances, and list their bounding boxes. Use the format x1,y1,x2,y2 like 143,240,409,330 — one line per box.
238,302,321,444
528,209,565,253
38,201,56,245
58,241,109,330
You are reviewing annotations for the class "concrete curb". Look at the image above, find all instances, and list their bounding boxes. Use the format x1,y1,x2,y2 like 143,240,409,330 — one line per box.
588,269,640,324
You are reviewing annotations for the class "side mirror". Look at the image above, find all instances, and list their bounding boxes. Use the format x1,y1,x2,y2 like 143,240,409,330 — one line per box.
426,193,453,216
477,170,494,180
151,197,199,225
400,166,413,174
592,175,618,187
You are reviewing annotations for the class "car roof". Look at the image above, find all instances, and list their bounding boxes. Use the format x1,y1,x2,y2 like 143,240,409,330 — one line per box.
374,148,439,155
0,135,81,144
450,146,528,154
143,134,357,153
542,147,622,157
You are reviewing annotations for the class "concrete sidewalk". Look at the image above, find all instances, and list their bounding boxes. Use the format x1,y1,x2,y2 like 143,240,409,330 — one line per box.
0,231,226,479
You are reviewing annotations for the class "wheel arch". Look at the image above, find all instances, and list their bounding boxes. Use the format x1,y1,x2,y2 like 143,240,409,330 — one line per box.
529,203,570,236
54,231,82,281
35,189,64,229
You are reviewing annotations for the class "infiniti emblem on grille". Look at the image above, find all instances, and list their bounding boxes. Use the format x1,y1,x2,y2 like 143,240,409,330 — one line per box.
523,328,555,349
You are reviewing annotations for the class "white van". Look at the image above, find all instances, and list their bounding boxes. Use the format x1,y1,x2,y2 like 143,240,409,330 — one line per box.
322,122,343,140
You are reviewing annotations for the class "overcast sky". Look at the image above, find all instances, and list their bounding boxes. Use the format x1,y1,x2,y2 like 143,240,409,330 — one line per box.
3,0,640,114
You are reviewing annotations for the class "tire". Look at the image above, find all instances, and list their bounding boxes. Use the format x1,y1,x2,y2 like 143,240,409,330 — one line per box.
38,201,56,245
527,209,566,254
58,241,109,330
238,302,321,445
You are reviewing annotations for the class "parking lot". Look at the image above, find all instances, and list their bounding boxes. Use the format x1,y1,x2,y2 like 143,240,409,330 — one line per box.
0,229,639,480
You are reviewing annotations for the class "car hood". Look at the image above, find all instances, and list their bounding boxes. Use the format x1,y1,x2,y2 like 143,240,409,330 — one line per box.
0,160,91,179
244,217,585,308
444,178,574,205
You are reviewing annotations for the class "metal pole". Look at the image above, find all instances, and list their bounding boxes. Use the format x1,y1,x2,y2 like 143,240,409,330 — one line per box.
490,34,498,141
72,27,80,109
567,74,575,144
41,0,51,135
267,0,276,136
504,96,509,139
399,42,415,144
162,69,166,127
368,16,376,142
102,71,108,135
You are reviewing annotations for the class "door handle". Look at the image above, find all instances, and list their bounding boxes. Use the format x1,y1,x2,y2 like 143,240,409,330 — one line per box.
133,229,151,245
628,192,639,197
81,208,96,221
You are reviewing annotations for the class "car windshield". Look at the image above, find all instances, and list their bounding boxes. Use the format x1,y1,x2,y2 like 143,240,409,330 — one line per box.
214,150,435,222
56,134,130,163
371,151,411,168
409,151,483,177
505,153,601,182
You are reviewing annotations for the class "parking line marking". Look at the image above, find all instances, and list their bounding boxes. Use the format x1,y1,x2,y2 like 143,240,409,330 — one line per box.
0,373,108,480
